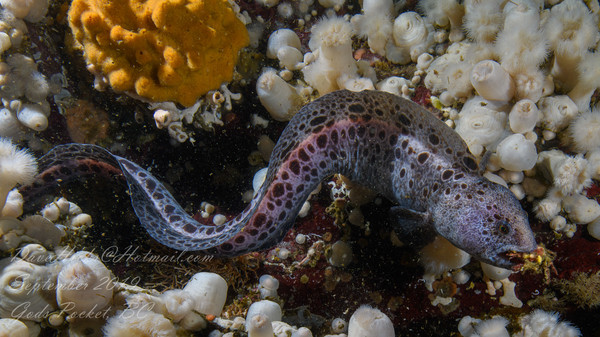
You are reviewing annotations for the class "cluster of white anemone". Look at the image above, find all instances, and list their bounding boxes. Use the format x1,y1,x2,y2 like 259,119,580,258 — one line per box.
256,13,419,122
458,309,580,337
253,1,600,321
0,0,56,141
414,0,600,241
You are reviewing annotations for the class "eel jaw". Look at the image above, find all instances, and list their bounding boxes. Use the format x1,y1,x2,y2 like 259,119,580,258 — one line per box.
499,251,527,271
490,246,535,270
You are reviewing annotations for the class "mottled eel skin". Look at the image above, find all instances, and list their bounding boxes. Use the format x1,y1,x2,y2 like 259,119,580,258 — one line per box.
32,90,536,267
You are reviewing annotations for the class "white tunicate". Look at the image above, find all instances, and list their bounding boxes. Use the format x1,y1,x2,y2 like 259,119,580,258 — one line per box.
495,134,537,171
183,272,228,316
168,121,188,143
347,305,395,337
509,99,540,134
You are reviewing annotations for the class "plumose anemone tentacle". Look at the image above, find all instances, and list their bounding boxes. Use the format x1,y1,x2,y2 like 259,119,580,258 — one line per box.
27,90,536,267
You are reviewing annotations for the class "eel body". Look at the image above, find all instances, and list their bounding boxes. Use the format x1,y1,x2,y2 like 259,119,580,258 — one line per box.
29,90,536,267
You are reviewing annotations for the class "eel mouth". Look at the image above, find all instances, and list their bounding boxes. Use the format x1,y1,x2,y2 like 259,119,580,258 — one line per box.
499,251,528,271
501,245,547,271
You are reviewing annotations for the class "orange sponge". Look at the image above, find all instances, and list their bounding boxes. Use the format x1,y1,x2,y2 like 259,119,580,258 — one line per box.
68,0,249,106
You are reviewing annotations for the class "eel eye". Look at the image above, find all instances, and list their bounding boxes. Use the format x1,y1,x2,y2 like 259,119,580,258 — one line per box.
498,221,511,235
